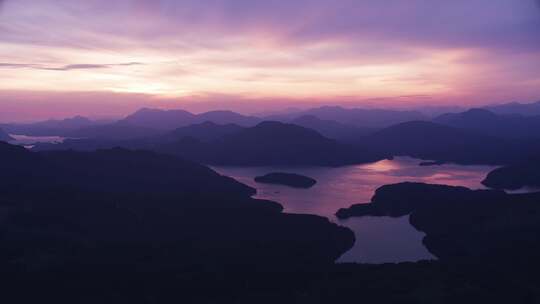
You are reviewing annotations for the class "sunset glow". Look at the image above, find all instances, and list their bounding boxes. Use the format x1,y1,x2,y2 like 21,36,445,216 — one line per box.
1,0,540,120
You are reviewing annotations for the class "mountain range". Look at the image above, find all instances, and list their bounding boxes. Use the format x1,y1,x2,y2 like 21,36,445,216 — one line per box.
2,116,108,136
434,108,540,139
290,115,374,142
11,101,540,167
364,121,532,165
485,100,540,116
121,108,261,130
158,121,384,166
267,106,428,128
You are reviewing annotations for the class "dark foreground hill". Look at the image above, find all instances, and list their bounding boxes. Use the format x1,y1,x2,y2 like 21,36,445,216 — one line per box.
67,122,163,140
4,141,540,302
0,141,358,301
0,142,353,267
335,182,540,303
337,182,540,265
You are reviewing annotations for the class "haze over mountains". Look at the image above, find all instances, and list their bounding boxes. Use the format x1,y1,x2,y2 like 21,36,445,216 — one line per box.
0,128,13,142
1,116,109,137
7,100,536,167
3,100,540,166
0,141,356,302
485,100,540,116
267,106,428,128
434,108,540,139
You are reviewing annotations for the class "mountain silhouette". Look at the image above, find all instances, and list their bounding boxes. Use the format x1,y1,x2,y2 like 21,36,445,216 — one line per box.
485,100,540,116
434,108,540,139
0,141,354,273
291,115,374,142
2,116,105,136
160,121,384,166
68,122,163,140
196,110,260,126
121,108,197,130
482,156,540,190
268,106,427,128
366,121,528,165
120,108,260,130
164,121,245,142
0,128,13,142
65,108,261,140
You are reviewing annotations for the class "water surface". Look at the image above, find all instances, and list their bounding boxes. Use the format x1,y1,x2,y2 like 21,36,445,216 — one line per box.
214,157,496,264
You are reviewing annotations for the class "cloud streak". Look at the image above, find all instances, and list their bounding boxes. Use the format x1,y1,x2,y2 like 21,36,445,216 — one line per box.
0,0,539,119
0,62,143,71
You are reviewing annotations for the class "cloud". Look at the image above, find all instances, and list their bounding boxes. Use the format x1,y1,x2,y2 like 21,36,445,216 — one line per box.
0,63,37,69
0,62,143,71
0,0,539,109
3,0,540,54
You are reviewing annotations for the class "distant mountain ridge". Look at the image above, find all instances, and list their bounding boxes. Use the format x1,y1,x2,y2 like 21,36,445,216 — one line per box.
120,108,261,130
2,115,106,136
267,106,428,128
434,108,540,139
64,108,262,140
366,121,531,165
68,123,163,140
291,115,374,142
164,121,245,142
485,100,540,116
0,128,14,142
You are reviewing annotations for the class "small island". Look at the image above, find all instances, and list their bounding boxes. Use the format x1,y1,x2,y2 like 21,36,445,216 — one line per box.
255,172,317,189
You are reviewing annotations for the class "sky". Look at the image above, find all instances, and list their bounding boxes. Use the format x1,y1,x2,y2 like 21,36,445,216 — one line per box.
1,0,540,121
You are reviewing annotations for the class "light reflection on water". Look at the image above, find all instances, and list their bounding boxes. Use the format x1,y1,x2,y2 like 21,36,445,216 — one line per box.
214,157,497,264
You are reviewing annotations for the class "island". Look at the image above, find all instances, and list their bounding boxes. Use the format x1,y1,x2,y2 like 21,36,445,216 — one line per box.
255,172,317,188
482,158,540,190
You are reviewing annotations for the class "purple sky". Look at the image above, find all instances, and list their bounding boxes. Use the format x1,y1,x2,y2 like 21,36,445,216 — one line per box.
1,0,540,120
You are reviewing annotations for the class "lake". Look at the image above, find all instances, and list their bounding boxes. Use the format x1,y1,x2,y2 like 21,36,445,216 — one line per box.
214,157,497,264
